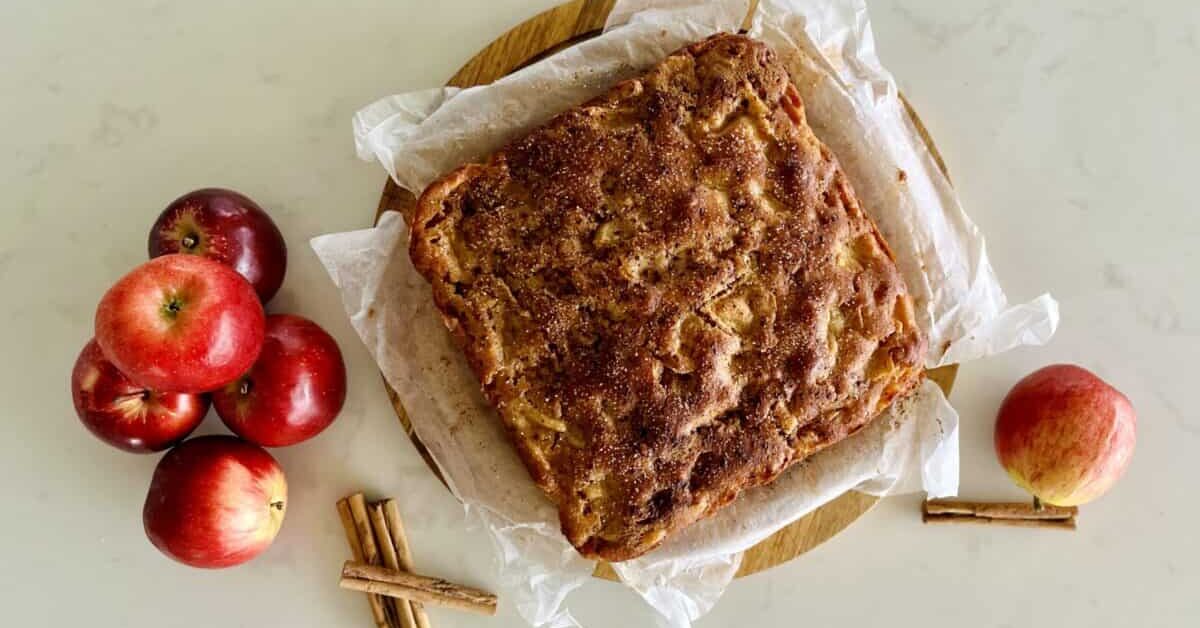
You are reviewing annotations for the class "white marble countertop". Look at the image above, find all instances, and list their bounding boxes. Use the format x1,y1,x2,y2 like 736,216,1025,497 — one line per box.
3,1,1196,626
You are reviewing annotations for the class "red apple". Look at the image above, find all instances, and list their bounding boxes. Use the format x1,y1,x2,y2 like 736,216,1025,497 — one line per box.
148,188,287,302
71,338,208,452
95,254,265,393
994,364,1136,506
213,314,346,447
143,435,287,568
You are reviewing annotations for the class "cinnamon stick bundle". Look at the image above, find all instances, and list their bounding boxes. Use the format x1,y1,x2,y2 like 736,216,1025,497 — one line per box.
922,498,1077,530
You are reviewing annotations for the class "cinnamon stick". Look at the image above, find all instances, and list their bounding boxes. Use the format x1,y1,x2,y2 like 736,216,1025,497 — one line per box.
337,498,390,628
922,499,1077,530
382,500,432,628
922,513,1077,530
924,499,1077,520
369,503,418,628
340,561,498,616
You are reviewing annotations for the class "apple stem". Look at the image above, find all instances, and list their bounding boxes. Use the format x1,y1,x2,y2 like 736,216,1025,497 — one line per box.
239,379,252,396
181,234,199,250
1032,496,1043,512
270,500,285,511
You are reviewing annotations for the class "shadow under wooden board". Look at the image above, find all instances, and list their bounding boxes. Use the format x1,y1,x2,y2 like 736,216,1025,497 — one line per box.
373,0,959,581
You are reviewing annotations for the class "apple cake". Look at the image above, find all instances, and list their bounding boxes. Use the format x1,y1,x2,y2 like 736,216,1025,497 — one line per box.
408,33,926,561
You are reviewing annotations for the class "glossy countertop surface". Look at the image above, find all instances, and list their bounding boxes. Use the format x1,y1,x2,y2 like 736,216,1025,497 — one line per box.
2,1,1195,625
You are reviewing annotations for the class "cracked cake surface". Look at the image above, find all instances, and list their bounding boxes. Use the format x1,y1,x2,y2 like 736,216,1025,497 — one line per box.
408,33,926,561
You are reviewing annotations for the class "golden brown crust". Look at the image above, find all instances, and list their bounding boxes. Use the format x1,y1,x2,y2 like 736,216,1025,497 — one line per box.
409,33,926,561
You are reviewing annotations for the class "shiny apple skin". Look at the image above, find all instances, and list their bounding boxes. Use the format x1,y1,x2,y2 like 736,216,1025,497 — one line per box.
143,435,287,568
95,254,265,393
994,364,1137,507
71,339,208,452
213,314,347,447
148,188,287,303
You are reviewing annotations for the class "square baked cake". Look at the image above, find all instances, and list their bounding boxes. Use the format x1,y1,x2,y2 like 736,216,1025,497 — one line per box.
408,33,926,561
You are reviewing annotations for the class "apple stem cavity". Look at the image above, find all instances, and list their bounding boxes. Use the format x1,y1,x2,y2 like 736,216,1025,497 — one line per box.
270,500,285,511
115,391,151,406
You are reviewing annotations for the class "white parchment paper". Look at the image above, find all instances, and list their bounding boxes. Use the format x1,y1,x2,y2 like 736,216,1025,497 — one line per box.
315,1,1059,626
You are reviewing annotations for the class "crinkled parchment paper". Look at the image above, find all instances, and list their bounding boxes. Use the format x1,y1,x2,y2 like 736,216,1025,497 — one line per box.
313,1,1059,626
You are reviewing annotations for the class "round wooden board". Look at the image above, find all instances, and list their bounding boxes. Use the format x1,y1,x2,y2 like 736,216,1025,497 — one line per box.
374,0,959,580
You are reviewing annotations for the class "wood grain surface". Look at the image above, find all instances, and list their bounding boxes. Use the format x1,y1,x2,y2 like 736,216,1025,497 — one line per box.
372,0,959,580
